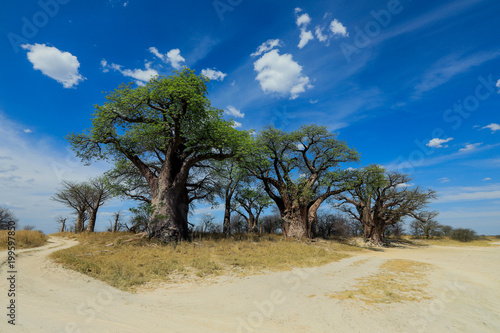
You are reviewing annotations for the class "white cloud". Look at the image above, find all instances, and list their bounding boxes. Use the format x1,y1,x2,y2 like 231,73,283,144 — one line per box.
396,183,414,188
414,51,500,97
201,68,227,81
232,121,242,128
496,79,500,93
298,29,314,49
315,26,328,42
438,187,500,203
148,47,185,70
296,13,311,27
483,177,492,181
102,60,158,85
438,177,450,183
225,106,244,118
251,39,282,57
23,129,32,133
459,142,482,152
482,123,500,132
21,43,85,88
253,49,312,99
294,7,302,14
0,113,111,233
426,137,453,148
100,59,109,73
330,19,348,37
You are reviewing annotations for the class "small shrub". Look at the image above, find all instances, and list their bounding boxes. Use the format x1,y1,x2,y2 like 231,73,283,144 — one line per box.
450,228,477,242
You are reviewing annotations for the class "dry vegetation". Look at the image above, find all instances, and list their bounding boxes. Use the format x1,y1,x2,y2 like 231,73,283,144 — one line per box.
50,232,363,291
0,230,48,249
329,259,433,304
399,236,499,247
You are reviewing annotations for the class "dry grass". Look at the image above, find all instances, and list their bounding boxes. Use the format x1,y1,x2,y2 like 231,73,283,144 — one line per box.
329,259,433,304
0,230,48,249
403,236,499,247
50,232,362,291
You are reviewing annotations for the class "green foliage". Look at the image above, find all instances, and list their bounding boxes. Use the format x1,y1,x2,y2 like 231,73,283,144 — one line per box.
450,228,477,242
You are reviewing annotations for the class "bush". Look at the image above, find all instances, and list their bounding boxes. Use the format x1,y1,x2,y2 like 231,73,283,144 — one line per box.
450,228,477,242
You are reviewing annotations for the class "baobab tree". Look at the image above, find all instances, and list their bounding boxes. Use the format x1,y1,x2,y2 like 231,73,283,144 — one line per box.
337,165,436,245
68,69,252,242
245,124,359,238
52,181,89,232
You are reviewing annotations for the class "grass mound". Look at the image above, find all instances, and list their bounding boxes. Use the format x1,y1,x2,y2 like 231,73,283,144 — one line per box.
0,230,48,249
329,259,432,304
50,232,362,291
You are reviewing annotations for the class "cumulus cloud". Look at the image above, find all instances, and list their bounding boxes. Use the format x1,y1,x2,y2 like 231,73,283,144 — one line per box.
225,106,244,118
459,143,482,152
426,137,453,148
251,39,282,57
253,49,312,99
296,13,311,27
21,43,85,88
232,121,242,128
315,26,329,42
148,47,185,70
482,123,500,132
295,11,314,48
330,19,348,37
298,29,314,49
102,59,158,85
201,68,227,81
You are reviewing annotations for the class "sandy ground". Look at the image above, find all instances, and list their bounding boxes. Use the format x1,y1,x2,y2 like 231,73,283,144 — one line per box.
0,237,499,333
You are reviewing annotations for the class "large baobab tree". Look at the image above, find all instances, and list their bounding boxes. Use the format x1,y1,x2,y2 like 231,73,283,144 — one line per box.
68,69,252,242
246,125,359,238
337,165,437,245
52,181,89,232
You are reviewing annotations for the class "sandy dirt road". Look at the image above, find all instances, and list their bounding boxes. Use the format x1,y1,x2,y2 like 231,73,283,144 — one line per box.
0,237,499,333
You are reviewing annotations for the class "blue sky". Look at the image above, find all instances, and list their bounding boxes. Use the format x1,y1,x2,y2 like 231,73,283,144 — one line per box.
0,0,499,234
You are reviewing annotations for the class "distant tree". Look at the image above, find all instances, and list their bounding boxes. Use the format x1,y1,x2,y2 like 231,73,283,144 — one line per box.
316,212,352,239
230,214,247,234
52,181,89,232
259,214,282,234
127,203,153,233
245,125,359,238
55,216,67,232
441,225,454,237
22,225,36,231
80,177,113,232
450,228,477,242
108,211,124,232
409,211,440,239
0,207,17,230
68,69,252,242
234,186,273,233
195,214,220,234
338,165,436,245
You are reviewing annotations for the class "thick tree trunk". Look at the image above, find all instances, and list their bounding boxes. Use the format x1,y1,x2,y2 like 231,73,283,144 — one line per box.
365,222,385,246
75,210,86,233
223,197,231,237
281,208,308,238
248,213,257,233
149,185,189,242
86,209,98,232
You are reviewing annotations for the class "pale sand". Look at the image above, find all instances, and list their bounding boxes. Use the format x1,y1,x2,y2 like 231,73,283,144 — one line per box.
1,237,499,333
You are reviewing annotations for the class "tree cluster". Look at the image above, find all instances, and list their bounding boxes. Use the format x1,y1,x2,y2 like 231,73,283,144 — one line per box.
66,68,439,245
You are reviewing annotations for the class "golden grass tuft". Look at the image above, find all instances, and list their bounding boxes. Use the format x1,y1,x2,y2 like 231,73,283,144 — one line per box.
0,230,48,249
402,236,499,247
329,259,433,304
50,232,362,291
